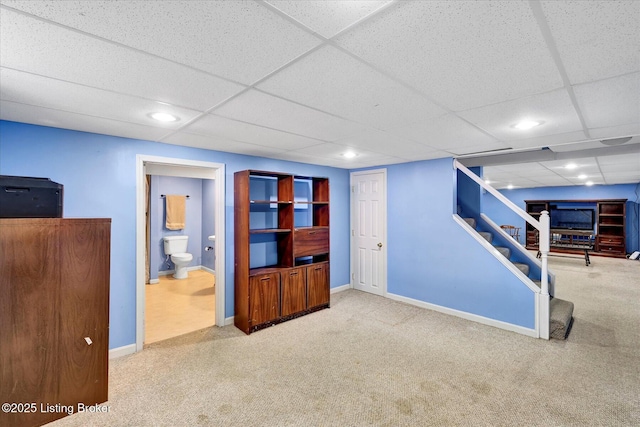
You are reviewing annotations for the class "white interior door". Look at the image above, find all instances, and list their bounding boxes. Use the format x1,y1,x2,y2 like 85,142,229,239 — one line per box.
351,169,387,296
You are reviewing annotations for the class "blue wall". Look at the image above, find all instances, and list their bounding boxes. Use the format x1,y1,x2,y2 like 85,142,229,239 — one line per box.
0,120,350,349
484,184,640,252
367,158,536,329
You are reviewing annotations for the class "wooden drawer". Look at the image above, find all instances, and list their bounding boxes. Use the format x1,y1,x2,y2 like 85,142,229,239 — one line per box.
294,227,329,257
598,245,625,255
597,236,624,246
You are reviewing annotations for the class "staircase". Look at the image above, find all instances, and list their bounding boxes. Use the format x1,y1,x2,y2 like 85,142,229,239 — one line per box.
462,216,574,340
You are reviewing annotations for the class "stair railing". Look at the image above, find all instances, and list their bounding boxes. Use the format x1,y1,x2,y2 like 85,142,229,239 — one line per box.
453,159,550,339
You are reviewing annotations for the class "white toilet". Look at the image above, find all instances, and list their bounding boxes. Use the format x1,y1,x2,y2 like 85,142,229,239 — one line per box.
163,235,193,279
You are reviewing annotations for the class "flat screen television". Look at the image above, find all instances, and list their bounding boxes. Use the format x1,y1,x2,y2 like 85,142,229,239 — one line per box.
549,208,594,231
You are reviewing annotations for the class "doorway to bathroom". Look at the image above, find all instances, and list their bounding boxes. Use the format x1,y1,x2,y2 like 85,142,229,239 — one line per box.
144,174,216,344
135,155,225,352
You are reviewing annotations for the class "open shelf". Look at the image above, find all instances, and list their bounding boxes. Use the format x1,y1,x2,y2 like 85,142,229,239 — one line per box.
235,170,330,334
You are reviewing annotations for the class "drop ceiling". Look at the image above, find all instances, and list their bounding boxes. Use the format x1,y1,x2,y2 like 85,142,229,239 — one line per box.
0,1,638,189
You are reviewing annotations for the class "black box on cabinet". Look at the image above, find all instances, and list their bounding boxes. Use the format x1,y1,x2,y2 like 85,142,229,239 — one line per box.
0,175,63,218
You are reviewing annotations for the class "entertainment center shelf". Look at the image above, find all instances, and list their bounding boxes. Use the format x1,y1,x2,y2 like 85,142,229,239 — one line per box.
235,170,330,335
525,199,627,258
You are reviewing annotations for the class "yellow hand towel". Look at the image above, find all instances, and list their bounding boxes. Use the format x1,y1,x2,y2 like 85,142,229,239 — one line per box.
165,195,186,230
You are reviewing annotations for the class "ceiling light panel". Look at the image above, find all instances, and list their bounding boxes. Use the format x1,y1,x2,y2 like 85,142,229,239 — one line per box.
4,0,321,84
182,113,324,151
265,0,393,39
0,100,173,141
295,142,403,164
0,11,246,111
540,0,640,84
0,68,202,128
213,89,367,141
458,89,583,141
573,72,640,129
257,45,445,131
335,0,563,111
331,129,445,159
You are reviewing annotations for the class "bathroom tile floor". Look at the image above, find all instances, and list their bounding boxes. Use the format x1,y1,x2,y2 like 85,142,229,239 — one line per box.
144,269,215,345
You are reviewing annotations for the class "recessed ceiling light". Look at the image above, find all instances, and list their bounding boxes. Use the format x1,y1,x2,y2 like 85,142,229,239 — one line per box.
149,112,179,122
578,174,587,179
565,163,578,170
512,120,542,130
484,179,491,185
507,184,514,190
342,151,357,159
585,181,594,186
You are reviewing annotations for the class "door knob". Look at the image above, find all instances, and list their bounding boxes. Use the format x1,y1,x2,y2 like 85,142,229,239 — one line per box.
377,242,383,248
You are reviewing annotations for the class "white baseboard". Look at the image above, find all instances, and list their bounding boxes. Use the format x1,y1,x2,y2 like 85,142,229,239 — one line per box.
331,283,352,294
386,292,538,338
201,265,215,275
148,278,159,284
109,343,136,359
224,316,235,326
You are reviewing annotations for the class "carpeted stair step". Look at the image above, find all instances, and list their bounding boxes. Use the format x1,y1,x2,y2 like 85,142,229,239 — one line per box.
513,262,530,276
495,246,511,258
479,231,493,243
549,298,574,340
463,217,476,228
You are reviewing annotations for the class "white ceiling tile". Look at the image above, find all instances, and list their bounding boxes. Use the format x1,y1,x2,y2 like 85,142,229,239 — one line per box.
507,131,589,150
574,73,640,129
331,129,442,159
3,0,322,84
389,114,503,154
0,100,174,141
257,45,445,130
540,158,599,171
0,68,203,129
603,173,640,185
588,124,640,140
182,113,324,151
162,132,288,158
292,142,405,165
265,0,392,38
541,0,640,84
213,89,367,141
596,153,640,167
458,90,583,142
335,0,563,111
0,10,246,111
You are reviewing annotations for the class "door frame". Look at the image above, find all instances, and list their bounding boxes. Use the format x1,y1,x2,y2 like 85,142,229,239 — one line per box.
135,155,226,352
350,168,388,296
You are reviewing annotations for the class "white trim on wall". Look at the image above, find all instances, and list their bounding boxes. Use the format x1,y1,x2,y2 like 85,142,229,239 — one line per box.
136,155,226,353
109,344,136,359
330,283,352,294
386,292,538,338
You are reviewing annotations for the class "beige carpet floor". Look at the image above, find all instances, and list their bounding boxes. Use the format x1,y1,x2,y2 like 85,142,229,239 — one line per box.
50,254,640,426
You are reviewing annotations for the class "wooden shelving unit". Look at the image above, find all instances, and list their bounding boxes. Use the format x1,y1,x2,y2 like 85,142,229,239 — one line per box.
234,170,330,334
596,200,626,256
525,199,627,258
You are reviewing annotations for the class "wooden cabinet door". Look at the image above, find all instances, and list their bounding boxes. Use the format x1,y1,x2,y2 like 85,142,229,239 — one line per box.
249,273,280,325
281,267,306,317
307,263,329,309
58,219,110,408
0,220,62,427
